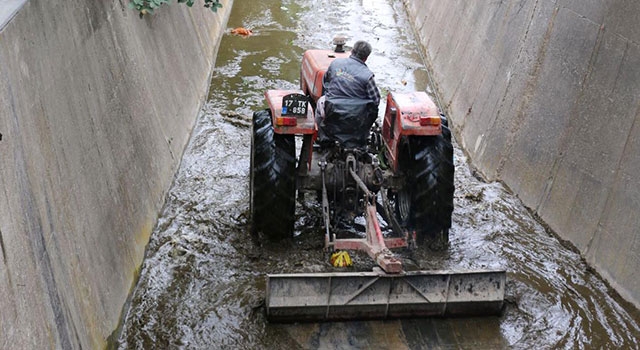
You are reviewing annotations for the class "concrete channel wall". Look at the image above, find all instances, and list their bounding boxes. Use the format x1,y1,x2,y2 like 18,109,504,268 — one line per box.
0,0,231,348
404,0,640,309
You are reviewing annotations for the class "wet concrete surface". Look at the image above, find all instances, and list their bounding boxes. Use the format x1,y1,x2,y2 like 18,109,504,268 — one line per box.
116,0,640,348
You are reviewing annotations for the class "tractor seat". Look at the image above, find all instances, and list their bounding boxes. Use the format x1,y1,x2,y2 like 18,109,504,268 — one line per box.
317,98,378,149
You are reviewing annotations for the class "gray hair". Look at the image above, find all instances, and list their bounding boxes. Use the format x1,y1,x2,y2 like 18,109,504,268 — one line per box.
351,40,372,61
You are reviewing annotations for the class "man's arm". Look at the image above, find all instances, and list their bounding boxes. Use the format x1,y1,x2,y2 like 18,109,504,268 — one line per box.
322,65,334,95
366,77,381,105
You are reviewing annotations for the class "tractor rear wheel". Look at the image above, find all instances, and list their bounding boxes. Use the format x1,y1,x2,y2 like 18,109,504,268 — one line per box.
396,126,454,248
250,109,296,241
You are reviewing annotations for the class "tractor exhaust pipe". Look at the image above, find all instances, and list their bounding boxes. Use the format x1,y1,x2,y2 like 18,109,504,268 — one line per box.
333,36,346,53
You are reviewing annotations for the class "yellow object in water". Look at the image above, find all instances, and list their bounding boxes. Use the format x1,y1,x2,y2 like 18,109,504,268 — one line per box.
330,251,352,267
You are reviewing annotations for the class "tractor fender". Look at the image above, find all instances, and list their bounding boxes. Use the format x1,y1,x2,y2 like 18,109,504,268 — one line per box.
265,89,317,135
382,92,444,171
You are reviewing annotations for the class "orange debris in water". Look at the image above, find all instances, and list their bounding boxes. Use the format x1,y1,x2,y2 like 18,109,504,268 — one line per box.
230,27,253,37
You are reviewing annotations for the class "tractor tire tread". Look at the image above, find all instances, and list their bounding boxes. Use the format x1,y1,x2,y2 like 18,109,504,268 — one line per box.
250,109,296,240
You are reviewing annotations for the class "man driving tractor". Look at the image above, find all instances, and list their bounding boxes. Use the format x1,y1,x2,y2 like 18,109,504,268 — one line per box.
253,37,502,322
316,40,381,148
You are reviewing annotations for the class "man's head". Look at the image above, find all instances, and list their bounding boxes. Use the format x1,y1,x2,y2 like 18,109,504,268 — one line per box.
351,40,372,62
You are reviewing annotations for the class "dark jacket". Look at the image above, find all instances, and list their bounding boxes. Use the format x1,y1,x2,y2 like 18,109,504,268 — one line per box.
319,56,378,148
324,56,374,101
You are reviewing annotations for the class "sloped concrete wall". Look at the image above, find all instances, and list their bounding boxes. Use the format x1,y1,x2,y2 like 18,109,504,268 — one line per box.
0,0,231,348
404,0,640,309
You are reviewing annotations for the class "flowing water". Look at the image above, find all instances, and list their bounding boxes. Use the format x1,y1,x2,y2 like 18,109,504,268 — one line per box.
116,0,640,348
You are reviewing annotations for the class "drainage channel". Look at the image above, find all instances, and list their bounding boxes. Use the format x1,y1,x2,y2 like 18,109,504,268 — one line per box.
116,0,640,348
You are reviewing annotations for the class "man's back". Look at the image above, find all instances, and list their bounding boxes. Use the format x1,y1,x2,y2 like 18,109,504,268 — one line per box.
318,40,380,148
324,56,374,102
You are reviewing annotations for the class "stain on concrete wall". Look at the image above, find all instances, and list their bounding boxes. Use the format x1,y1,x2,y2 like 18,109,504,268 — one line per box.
0,1,232,348
404,0,640,309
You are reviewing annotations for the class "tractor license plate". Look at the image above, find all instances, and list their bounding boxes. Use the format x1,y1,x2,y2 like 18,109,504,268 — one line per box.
281,93,308,116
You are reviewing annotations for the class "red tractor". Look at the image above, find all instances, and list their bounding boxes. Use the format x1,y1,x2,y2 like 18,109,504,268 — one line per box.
251,40,504,322
251,41,454,256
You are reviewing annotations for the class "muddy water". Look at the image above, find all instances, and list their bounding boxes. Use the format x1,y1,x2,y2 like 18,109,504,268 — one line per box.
116,0,640,348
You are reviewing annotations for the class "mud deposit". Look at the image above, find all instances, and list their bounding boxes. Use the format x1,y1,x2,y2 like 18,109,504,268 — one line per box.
117,0,640,348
